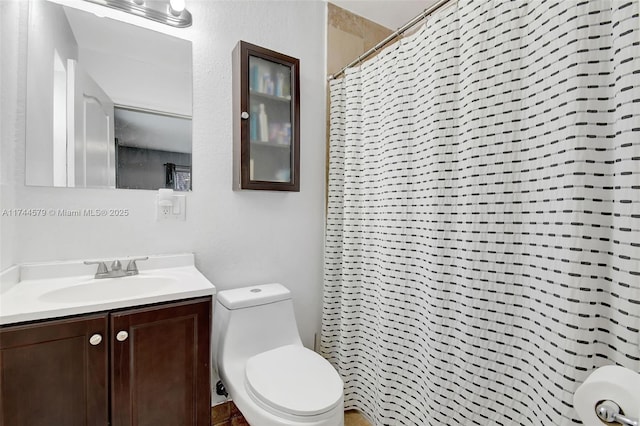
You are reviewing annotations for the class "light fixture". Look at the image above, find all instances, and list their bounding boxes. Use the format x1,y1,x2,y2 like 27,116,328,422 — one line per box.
83,0,192,28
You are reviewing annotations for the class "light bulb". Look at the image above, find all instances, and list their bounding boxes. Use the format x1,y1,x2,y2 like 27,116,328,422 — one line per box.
169,0,185,15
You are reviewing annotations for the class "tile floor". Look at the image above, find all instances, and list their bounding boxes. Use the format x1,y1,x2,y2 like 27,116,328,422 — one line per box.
344,410,372,426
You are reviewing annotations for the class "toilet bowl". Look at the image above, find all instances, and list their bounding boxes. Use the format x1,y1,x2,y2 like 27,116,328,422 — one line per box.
213,283,344,426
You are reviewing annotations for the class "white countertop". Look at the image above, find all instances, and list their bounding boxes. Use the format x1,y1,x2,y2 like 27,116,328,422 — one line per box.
0,254,216,325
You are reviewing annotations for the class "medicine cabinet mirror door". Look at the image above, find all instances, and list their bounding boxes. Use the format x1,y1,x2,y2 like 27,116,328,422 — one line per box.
233,41,300,191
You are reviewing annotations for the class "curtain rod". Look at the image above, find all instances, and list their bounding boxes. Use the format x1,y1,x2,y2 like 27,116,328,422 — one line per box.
328,0,455,80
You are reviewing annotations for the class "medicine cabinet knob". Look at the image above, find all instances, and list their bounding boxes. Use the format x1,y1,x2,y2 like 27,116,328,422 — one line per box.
116,331,129,342
241,111,249,120
89,334,103,346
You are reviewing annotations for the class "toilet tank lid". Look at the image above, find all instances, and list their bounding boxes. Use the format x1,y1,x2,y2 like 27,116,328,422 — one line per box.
216,283,291,309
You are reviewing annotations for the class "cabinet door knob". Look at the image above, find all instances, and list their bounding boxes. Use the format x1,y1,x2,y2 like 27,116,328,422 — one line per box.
89,334,103,346
241,111,249,120
116,330,129,342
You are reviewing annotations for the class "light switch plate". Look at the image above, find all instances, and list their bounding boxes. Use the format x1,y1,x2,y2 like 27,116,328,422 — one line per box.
172,195,186,221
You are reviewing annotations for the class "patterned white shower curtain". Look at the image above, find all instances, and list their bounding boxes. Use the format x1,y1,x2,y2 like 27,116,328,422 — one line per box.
322,1,640,425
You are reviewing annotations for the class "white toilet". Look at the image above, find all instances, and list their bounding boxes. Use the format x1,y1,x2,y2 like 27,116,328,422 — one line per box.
213,283,344,426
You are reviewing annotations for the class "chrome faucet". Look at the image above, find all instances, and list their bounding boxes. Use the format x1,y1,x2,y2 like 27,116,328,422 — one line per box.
84,257,148,279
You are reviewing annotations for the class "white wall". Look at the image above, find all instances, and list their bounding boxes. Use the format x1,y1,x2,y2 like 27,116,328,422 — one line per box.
1,0,327,384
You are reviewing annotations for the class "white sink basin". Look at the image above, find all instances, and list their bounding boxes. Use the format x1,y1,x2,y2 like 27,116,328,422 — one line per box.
39,275,177,303
0,254,216,325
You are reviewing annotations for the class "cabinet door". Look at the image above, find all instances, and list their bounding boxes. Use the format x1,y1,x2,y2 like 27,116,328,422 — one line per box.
110,298,211,426
0,314,109,426
233,41,300,191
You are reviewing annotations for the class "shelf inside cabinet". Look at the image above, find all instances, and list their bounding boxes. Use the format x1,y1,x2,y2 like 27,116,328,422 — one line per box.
249,90,292,102
250,141,291,149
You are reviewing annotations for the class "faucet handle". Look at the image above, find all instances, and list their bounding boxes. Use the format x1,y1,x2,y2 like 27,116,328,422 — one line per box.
84,261,108,275
126,257,149,274
110,260,123,272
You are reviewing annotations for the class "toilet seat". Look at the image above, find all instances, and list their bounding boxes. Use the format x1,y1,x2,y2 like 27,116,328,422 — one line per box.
244,345,343,417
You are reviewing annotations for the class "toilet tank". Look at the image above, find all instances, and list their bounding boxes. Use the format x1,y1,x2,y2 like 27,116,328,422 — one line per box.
217,283,293,309
213,284,303,369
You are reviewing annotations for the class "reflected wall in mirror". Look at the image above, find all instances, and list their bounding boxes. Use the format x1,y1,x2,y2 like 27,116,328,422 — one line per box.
25,0,193,191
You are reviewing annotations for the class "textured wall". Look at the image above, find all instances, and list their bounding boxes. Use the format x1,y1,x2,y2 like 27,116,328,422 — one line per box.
0,0,26,271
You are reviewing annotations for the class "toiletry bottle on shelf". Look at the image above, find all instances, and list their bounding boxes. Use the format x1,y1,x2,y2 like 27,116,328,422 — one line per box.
258,104,269,142
263,73,273,95
276,72,284,97
282,123,291,145
251,64,260,92
250,105,258,141
250,64,258,91
269,123,280,141
283,77,291,99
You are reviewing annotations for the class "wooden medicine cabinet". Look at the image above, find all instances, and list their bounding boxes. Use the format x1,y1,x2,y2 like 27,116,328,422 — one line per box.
232,41,300,191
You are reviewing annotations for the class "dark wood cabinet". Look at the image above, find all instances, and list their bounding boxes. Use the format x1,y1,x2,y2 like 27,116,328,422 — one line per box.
0,297,211,426
111,299,211,426
233,41,300,191
0,314,109,426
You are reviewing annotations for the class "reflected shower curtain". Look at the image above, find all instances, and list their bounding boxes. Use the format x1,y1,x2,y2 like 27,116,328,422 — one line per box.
322,1,640,425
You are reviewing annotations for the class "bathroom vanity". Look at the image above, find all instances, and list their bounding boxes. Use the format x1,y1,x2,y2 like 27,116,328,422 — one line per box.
0,254,214,426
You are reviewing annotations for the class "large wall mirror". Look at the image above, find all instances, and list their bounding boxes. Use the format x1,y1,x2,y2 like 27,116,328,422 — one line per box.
25,0,193,191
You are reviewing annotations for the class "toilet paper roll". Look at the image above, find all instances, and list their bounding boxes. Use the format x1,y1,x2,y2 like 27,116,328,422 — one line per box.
573,365,640,426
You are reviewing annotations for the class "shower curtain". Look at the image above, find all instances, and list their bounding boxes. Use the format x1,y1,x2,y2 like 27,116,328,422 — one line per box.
322,1,640,425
